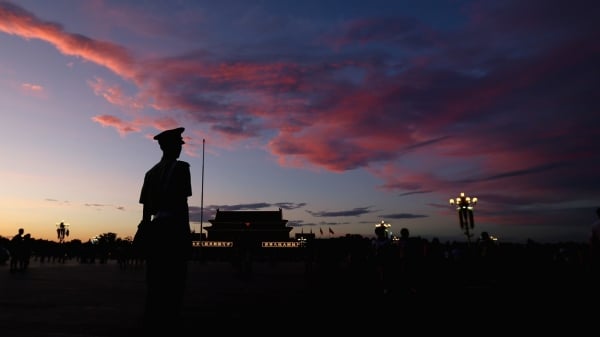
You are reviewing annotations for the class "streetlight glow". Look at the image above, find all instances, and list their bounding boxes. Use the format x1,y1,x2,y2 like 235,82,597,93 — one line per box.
375,220,391,229
56,221,70,243
449,192,478,243
375,220,392,239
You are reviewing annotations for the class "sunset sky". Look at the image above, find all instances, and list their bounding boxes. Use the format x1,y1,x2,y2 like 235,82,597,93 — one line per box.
0,0,598,244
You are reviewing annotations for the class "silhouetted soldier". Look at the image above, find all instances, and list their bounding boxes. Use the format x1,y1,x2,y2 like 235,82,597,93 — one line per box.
139,127,193,330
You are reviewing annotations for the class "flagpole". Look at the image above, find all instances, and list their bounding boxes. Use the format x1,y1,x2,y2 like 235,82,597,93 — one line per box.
200,138,205,241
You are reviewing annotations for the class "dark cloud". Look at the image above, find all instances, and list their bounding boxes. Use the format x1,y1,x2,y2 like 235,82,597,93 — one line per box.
273,202,307,210
398,190,434,197
379,213,428,220
307,207,374,217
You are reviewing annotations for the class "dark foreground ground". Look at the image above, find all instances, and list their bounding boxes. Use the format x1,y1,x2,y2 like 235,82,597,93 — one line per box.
0,257,596,336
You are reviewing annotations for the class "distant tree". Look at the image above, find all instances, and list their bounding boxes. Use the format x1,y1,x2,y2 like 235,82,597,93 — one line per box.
92,233,118,263
97,232,118,244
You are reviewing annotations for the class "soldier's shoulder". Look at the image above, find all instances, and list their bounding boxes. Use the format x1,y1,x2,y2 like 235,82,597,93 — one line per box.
177,160,191,168
145,162,162,175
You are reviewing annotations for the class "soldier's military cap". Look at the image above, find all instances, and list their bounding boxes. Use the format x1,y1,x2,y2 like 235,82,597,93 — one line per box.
153,127,185,145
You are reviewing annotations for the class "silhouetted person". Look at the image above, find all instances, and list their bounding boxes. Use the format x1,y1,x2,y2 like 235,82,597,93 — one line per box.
138,127,192,330
397,227,421,296
590,207,600,275
20,233,32,271
477,231,499,284
372,224,393,295
9,228,24,273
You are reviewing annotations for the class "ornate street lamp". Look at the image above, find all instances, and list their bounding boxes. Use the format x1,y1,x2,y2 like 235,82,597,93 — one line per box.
56,221,70,243
449,192,478,243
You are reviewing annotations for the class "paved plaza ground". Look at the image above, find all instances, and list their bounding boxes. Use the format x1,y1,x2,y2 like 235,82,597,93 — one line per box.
1,259,322,336
0,256,594,336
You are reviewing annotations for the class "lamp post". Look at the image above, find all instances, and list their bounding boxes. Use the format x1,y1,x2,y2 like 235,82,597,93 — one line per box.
449,192,478,243
56,221,70,243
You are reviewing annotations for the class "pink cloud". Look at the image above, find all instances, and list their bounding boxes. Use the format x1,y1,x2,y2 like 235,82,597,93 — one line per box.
0,2,137,79
2,0,598,224
19,82,46,98
92,115,139,137
20,82,43,91
88,77,144,110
